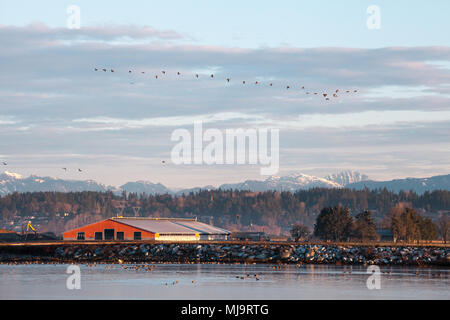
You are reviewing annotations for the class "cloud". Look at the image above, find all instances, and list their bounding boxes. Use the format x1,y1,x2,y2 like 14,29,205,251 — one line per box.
72,112,265,130
277,110,450,130
69,110,450,131
0,22,185,44
0,116,19,125
0,23,449,185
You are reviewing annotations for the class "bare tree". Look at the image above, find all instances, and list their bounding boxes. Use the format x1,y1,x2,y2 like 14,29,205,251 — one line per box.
437,214,449,244
290,223,311,242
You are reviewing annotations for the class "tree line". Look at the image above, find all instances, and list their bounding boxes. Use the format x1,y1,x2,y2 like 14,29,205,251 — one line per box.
291,206,448,243
0,188,448,238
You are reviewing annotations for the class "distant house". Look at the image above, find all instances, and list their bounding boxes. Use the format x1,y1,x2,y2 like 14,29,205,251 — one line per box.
63,217,230,241
231,232,270,241
376,228,394,242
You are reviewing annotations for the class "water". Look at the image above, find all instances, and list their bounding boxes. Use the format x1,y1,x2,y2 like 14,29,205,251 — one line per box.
0,263,448,299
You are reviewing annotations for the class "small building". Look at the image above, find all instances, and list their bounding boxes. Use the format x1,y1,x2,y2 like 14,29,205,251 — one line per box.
63,217,230,241
376,228,394,242
230,231,270,241
0,229,22,242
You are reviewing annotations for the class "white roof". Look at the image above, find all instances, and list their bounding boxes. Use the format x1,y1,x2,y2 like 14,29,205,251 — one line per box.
112,218,230,235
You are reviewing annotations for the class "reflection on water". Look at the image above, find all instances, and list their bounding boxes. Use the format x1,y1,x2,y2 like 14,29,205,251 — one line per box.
0,263,448,299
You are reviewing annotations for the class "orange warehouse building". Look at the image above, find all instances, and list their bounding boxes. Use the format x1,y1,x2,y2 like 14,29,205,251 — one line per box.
63,217,230,241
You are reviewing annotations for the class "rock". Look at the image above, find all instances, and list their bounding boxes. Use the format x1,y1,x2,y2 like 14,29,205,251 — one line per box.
94,247,103,256
139,244,148,254
281,250,291,259
55,247,65,257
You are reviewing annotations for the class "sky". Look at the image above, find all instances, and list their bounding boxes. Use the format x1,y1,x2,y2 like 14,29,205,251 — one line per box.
0,0,449,188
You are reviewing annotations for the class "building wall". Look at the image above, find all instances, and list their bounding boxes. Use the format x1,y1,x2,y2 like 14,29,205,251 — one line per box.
155,234,200,241
63,219,155,241
200,234,229,241
63,219,230,241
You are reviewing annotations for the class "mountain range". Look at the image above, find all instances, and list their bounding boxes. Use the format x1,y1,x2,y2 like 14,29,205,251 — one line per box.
346,175,450,194
0,170,448,196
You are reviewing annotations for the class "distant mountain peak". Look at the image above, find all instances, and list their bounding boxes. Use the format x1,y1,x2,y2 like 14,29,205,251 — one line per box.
2,171,23,179
325,170,369,186
220,172,342,192
346,174,450,194
119,180,171,194
0,170,447,196
0,172,109,195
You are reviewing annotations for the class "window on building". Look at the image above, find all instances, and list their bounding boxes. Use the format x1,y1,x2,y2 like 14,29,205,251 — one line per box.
104,229,115,240
77,232,85,240
133,232,142,240
94,232,103,240
116,232,124,240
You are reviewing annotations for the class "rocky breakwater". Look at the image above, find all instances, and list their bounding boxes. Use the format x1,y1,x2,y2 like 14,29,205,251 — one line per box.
0,243,449,266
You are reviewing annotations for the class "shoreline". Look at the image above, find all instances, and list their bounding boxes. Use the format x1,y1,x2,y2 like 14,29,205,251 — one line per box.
0,242,448,266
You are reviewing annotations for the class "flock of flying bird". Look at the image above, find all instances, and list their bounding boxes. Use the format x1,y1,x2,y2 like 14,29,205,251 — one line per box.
0,68,359,176
93,67,359,101
1,161,84,173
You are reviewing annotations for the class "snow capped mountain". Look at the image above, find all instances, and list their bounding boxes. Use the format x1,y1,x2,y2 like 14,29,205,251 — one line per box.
219,173,342,192
0,170,448,196
325,171,369,186
0,172,170,196
346,174,450,194
175,185,216,195
119,181,171,195
2,171,23,180
0,171,110,195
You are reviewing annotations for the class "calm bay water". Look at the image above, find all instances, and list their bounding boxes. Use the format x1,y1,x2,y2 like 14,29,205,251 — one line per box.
0,263,448,299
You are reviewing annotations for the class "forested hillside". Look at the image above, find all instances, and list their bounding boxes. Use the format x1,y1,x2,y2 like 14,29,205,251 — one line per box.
0,188,448,235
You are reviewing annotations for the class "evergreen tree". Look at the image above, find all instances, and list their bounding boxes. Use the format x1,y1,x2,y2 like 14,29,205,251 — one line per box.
313,206,354,241
353,210,378,241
